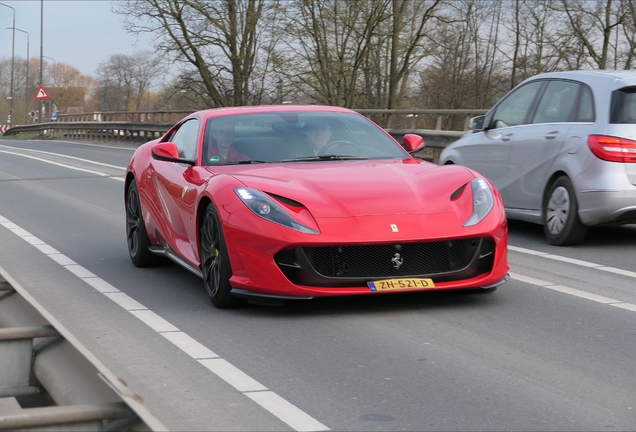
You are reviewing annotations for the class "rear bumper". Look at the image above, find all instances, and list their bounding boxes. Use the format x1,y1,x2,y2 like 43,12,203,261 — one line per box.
578,188,636,226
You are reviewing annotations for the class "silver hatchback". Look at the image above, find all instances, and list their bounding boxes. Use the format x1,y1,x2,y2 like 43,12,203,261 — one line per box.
440,70,636,245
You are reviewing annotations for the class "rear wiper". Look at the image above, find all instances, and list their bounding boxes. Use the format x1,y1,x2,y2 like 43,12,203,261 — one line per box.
280,155,368,162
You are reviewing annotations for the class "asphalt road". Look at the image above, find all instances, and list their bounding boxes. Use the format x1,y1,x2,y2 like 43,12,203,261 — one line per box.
1,139,636,431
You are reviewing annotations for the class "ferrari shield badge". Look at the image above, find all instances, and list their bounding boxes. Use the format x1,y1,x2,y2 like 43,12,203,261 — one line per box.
390,224,399,232
182,185,188,199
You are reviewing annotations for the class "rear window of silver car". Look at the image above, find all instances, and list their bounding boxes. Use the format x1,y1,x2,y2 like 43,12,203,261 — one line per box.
610,87,636,124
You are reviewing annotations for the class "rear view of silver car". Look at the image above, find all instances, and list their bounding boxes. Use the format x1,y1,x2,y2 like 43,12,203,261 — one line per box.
440,70,636,245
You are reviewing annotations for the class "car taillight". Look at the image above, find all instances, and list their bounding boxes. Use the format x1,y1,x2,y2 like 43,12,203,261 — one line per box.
588,135,636,163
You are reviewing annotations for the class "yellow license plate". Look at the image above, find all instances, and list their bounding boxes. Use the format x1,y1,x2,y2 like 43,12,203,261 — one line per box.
367,278,435,292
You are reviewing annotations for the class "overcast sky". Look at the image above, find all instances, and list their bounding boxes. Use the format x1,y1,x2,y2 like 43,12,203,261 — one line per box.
0,0,156,76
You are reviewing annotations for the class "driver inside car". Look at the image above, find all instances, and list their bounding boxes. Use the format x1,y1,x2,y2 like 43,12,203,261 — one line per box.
208,120,249,163
303,120,333,155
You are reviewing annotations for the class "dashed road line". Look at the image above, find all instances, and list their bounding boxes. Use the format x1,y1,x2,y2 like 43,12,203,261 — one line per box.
509,245,636,279
510,272,636,312
0,213,330,432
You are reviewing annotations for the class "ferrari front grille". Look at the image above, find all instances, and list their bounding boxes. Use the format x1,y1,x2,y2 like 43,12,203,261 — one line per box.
274,238,495,287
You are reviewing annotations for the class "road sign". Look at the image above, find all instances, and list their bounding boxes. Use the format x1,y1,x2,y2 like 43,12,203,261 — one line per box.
51,112,58,120
35,86,50,100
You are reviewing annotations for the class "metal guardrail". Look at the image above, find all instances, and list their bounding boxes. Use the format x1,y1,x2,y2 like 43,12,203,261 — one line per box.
1,108,485,163
48,108,488,130
58,110,192,124
1,121,172,143
0,268,165,431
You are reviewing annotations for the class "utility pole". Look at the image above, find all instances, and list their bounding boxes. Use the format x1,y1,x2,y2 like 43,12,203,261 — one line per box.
12,27,29,124
38,0,43,123
0,3,15,127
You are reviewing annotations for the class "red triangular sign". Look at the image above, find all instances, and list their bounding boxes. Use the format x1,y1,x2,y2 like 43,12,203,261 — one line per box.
35,86,50,100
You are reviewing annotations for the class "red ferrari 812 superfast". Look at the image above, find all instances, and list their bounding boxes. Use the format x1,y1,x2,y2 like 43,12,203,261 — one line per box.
125,105,509,308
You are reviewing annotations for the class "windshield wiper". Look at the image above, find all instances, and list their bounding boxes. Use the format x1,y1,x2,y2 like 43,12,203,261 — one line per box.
220,160,268,165
280,155,368,162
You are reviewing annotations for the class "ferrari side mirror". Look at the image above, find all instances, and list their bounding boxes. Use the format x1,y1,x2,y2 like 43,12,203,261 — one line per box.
403,134,425,154
151,142,195,165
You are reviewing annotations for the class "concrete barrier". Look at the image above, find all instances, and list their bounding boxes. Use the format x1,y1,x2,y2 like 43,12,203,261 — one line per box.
0,268,165,431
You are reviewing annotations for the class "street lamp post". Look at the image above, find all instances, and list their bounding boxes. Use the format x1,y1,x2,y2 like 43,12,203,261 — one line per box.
38,0,43,123
43,55,56,80
0,2,15,128
11,27,29,124
42,56,55,121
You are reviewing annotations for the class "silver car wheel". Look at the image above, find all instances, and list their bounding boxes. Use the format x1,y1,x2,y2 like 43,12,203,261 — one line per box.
546,186,570,235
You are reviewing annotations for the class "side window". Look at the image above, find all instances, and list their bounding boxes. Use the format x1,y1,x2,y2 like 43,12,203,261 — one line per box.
532,80,580,124
490,81,543,129
576,85,595,122
171,118,200,160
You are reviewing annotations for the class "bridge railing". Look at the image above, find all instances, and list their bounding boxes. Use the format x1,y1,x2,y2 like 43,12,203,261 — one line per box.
1,108,488,163
57,110,193,124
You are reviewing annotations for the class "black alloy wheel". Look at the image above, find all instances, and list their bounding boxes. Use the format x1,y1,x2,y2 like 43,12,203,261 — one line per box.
200,203,244,308
126,179,159,266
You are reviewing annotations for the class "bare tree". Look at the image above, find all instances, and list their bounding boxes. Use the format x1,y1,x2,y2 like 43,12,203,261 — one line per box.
115,0,275,107
95,54,135,111
501,0,564,88
278,0,391,107
418,0,507,113
93,52,162,111
131,51,164,110
385,0,442,109
620,0,636,68
554,0,624,69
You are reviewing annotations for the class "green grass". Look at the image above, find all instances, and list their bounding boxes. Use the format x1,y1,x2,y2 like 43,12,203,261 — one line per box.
0,132,45,140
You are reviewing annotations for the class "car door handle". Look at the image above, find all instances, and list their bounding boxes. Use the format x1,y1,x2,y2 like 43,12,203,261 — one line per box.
502,133,513,142
545,132,559,140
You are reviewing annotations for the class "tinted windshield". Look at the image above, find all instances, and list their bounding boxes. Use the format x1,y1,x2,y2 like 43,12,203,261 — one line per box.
202,112,407,165
611,87,636,124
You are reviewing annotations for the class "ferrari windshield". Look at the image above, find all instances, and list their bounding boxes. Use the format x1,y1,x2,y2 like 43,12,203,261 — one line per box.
202,112,408,165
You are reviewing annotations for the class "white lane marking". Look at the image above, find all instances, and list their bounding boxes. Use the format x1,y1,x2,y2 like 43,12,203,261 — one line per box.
0,149,110,176
545,285,619,304
0,144,126,170
23,235,46,246
0,214,330,431
34,244,60,255
199,358,268,392
104,292,147,311
161,332,220,359
49,254,77,266
510,272,636,310
246,391,330,432
8,140,137,152
600,266,636,278
612,303,636,312
65,264,98,278
83,277,120,293
129,310,179,332
509,245,636,279
0,146,127,183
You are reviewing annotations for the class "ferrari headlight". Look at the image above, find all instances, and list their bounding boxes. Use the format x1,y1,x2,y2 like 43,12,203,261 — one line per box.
463,178,494,227
235,188,319,234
